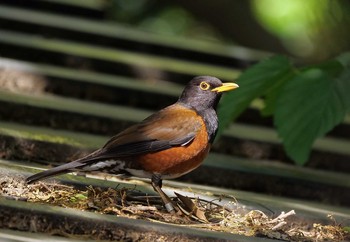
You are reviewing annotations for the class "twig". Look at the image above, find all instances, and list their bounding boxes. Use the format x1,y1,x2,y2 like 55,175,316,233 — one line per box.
268,210,296,224
272,221,287,230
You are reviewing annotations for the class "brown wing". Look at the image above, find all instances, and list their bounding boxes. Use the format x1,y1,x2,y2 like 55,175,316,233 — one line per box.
101,104,203,156
26,104,203,184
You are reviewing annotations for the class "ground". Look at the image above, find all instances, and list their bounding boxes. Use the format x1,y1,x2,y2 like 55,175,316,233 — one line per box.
0,171,348,242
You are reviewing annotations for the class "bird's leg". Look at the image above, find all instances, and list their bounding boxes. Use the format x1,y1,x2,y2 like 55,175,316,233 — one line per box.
151,174,176,213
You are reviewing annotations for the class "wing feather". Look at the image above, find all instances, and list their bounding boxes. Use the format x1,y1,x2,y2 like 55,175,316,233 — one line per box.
102,104,202,156
26,104,204,183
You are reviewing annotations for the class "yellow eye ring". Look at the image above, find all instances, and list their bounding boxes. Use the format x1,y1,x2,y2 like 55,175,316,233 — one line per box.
199,81,210,90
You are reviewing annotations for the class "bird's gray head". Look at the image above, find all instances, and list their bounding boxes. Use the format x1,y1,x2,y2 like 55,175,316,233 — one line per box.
178,76,238,112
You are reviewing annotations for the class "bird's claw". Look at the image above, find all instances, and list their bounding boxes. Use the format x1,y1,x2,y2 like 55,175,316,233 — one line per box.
165,202,176,214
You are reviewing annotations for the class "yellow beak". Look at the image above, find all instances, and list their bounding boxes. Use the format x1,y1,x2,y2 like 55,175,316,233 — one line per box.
212,82,239,93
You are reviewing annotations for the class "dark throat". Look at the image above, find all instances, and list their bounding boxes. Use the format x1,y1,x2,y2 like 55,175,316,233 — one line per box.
197,108,218,143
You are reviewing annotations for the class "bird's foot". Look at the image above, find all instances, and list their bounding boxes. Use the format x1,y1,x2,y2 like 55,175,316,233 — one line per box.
164,202,176,214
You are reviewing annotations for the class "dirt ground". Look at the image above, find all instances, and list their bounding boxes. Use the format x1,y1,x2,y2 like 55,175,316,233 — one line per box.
0,170,348,242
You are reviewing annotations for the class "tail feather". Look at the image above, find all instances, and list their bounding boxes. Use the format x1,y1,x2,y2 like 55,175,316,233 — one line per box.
26,160,84,184
26,148,107,184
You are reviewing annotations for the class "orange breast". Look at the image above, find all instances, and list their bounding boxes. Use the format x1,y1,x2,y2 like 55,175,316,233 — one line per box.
136,119,210,178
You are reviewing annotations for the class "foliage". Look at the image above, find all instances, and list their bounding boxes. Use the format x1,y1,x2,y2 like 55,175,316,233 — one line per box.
252,0,350,60
218,53,350,165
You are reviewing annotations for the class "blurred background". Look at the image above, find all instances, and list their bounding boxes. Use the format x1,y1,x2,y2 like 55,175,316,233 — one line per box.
105,0,350,62
0,0,349,208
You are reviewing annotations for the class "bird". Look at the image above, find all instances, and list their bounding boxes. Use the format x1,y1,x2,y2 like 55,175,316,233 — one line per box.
26,76,238,213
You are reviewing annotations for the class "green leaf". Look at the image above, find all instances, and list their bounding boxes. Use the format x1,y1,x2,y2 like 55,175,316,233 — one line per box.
334,67,350,112
261,71,295,116
217,55,292,134
336,51,350,68
275,68,346,165
333,52,350,112
304,59,344,78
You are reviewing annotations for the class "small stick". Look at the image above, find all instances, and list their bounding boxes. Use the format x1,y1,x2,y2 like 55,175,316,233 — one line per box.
268,210,296,224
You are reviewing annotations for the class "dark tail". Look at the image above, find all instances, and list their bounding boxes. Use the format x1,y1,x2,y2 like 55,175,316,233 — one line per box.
26,160,84,184
26,148,109,184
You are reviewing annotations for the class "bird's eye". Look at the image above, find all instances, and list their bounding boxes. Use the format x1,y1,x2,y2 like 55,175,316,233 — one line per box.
199,81,210,90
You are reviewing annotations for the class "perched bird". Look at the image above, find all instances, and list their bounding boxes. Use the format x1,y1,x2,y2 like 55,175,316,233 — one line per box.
26,76,238,213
